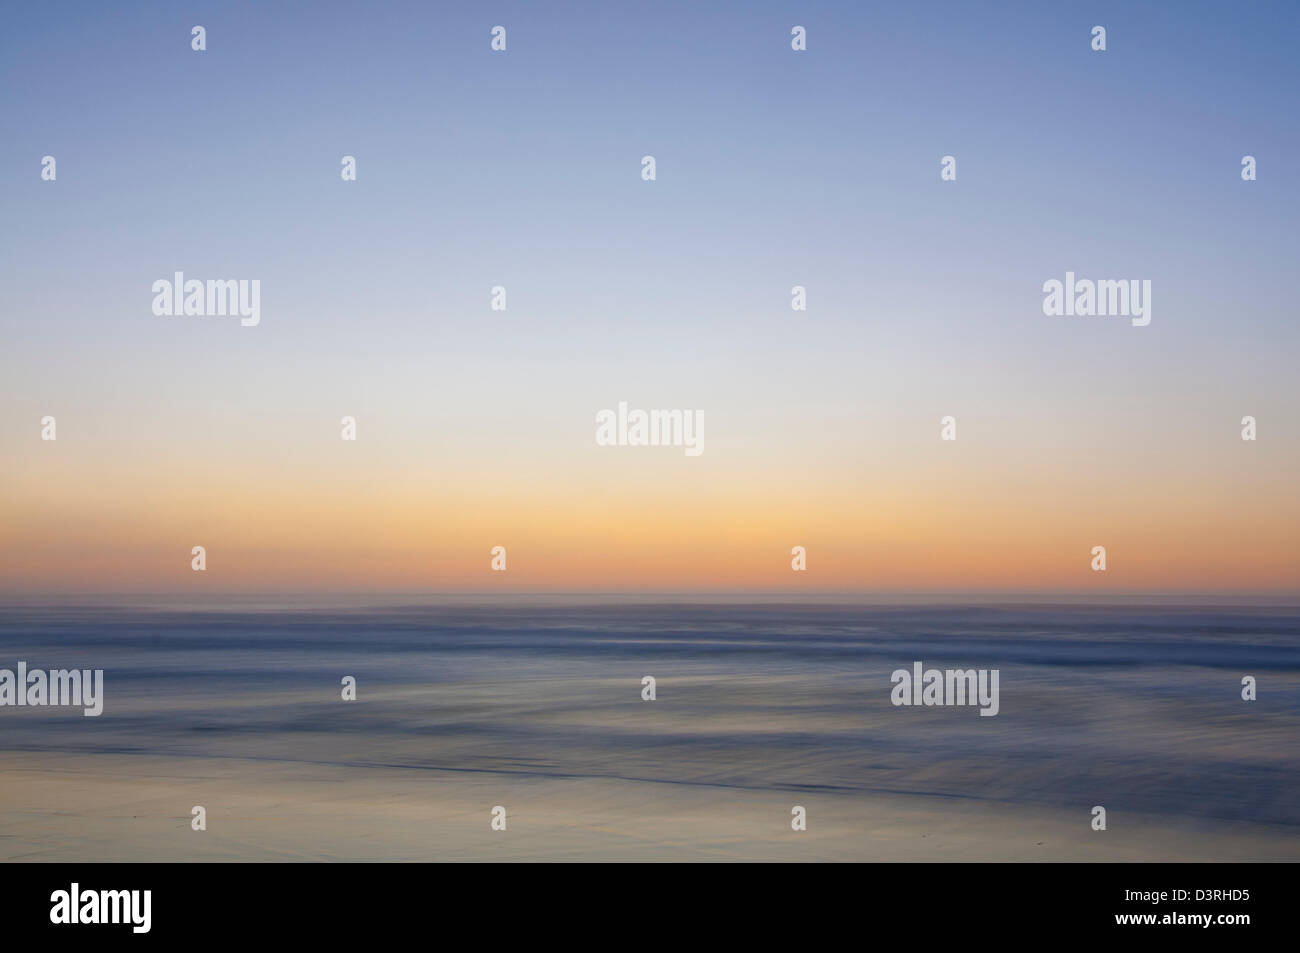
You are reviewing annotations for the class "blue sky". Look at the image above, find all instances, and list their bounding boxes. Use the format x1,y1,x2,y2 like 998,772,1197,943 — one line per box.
2,1,1297,594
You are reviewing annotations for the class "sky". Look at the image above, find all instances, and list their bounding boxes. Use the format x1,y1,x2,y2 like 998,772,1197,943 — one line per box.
1,1,1298,596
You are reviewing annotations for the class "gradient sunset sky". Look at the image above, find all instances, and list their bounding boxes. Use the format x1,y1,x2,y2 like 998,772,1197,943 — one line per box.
2,1,1298,596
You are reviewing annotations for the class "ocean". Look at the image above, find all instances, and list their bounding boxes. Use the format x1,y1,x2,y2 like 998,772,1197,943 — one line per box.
1,601,1296,861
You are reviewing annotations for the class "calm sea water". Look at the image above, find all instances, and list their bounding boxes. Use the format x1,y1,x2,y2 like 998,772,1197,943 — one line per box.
1,602,1297,829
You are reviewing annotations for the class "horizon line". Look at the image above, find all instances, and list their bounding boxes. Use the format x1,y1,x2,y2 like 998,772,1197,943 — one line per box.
3,590,1299,609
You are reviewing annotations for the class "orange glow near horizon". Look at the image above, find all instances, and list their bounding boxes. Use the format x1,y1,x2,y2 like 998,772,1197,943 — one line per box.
4,443,1297,595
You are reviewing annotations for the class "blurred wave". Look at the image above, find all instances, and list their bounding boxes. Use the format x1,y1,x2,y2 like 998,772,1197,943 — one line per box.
1,603,1296,827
